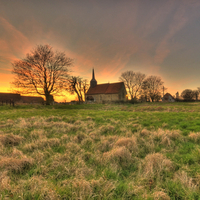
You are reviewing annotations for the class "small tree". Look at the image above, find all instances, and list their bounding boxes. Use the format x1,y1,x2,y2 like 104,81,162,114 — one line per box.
11,44,73,105
67,76,89,102
181,89,195,101
141,76,163,102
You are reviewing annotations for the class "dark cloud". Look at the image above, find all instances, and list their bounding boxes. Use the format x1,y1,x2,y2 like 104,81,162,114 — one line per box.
1,0,200,99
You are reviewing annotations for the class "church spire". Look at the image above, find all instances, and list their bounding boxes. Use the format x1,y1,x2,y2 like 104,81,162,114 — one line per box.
92,68,95,79
90,68,97,88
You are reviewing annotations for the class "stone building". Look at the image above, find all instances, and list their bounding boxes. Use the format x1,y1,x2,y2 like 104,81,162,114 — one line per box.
86,69,127,103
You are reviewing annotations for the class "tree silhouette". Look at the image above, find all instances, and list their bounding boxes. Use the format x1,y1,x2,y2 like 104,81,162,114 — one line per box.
67,76,89,102
181,89,195,101
141,76,163,102
119,71,145,99
11,44,73,105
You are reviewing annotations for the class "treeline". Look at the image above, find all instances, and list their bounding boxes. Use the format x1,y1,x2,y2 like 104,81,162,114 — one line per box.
119,71,165,102
179,88,200,101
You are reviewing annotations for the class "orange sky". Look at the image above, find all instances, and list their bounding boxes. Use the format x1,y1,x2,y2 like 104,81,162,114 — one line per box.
1,0,200,102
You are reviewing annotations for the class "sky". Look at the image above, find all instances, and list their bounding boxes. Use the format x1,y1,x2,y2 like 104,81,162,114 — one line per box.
1,0,200,102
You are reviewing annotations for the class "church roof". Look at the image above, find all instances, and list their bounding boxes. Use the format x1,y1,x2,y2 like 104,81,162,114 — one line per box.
87,82,125,95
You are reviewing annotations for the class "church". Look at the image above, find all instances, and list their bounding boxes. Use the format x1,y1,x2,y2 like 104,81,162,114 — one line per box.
86,69,127,103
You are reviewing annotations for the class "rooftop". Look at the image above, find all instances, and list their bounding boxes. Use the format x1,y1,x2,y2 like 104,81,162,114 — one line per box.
86,82,124,95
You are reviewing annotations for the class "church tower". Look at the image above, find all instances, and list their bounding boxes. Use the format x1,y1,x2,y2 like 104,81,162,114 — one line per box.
90,68,97,88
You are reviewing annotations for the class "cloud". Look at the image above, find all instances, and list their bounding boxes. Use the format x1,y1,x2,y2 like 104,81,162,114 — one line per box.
154,0,200,65
0,17,31,60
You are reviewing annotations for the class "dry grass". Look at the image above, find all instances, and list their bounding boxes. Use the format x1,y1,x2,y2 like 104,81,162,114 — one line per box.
115,136,138,153
61,177,115,199
16,118,32,129
90,178,115,198
174,171,199,190
188,132,200,142
151,129,181,146
97,139,113,152
0,156,34,173
89,130,100,141
81,137,93,148
18,176,58,200
0,171,11,192
99,124,115,134
73,132,87,143
103,146,132,167
69,178,92,199
65,142,82,154
143,153,173,179
30,129,46,140
60,134,69,143
11,148,24,158
152,129,181,139
153,191,170,200
0,134,24,147
32,150,46,163
140,128,150,136
23,138,60,152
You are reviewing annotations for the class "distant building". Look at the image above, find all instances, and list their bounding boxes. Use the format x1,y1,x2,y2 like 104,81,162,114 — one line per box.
162,93,176,102
86,69,127,103
20,96,44,104
0,93,21,102
0,93,44,104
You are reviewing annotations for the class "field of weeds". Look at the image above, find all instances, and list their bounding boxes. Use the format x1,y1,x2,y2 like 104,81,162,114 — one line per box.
0,102,200,199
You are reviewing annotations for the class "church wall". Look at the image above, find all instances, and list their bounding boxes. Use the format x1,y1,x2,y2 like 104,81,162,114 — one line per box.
90,94,119,103
86,89,127,103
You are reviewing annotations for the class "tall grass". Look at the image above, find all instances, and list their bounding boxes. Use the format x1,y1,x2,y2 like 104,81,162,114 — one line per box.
0,103,200,199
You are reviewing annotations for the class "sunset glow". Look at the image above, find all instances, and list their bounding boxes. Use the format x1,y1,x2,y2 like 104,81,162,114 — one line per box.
1,0,200,101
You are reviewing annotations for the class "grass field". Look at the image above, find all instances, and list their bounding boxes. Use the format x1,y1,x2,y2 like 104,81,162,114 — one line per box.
0,102,200,199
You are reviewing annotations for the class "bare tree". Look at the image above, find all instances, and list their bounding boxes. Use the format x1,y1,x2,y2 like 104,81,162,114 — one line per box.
11,45,73,105
133,72,146,98
141,76,163,102
119,71,145,99
67,76,89,102
82,79,89,101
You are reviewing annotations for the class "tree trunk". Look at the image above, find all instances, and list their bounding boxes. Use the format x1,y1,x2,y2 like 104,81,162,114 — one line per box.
45,94,53,105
